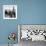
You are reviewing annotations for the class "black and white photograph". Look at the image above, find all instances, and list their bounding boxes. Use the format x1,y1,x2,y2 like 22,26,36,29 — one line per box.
18,25,46,46
3,5,17,19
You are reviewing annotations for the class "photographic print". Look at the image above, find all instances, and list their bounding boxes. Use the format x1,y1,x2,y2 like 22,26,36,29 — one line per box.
18,25,46,46
3,5,17,19
18,25,46,41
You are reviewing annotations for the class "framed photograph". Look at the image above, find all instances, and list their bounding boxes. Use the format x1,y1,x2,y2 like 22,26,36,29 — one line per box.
3,5,17,19
18,24,46,42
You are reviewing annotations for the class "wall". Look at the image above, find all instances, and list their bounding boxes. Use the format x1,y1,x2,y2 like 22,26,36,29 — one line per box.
0,0,46,44
20,0,46,24
0,0,22,44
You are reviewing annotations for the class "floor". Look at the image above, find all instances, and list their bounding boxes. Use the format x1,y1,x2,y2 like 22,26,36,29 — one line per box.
0,41,46,46
19,40,46,46
0,44,18,46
